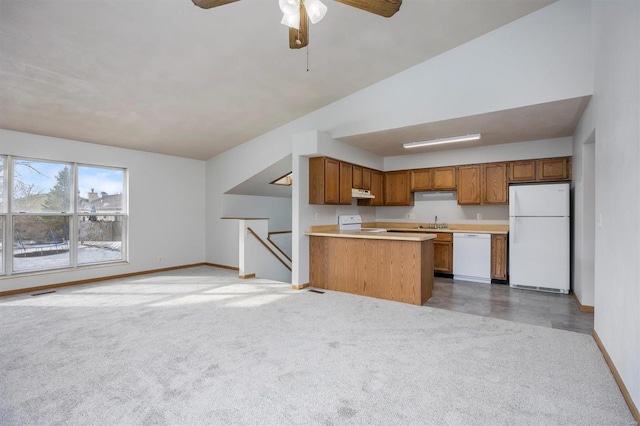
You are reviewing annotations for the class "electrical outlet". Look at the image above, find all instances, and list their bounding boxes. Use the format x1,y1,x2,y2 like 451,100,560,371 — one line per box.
407,213,416,219
315,213,320,221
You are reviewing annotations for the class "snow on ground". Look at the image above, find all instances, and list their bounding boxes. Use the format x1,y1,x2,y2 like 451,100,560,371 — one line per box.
13,245,122,272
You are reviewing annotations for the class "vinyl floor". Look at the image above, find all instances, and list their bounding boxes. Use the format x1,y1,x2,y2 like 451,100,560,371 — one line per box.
425,277,594,334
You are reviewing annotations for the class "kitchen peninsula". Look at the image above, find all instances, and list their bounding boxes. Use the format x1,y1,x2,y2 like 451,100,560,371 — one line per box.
306,228,435,305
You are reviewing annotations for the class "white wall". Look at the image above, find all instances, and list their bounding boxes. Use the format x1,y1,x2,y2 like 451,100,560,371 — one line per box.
592,0,640,411
0,129,206,292
292,131,382,286
319,0,592,139
384,137,573,170
206,0,592,278
223,194,292,232
571,98,596,307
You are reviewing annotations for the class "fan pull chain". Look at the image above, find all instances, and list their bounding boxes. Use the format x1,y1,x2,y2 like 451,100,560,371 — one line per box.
306,16,310,72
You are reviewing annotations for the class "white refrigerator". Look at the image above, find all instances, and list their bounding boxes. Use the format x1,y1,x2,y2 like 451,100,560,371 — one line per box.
509,183,570,294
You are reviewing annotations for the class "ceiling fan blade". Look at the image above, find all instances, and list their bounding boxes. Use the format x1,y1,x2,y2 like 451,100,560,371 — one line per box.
333,0,402,17
289,4,309,49
191,0,240,10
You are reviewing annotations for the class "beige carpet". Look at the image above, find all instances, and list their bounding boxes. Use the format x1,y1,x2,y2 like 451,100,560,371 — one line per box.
0,265,635,425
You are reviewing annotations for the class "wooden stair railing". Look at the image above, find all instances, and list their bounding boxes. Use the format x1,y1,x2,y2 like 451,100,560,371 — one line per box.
267,231,292,262
247,227,292,272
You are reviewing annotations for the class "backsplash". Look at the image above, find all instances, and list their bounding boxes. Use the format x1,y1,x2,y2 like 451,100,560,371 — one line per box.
375,198,509,224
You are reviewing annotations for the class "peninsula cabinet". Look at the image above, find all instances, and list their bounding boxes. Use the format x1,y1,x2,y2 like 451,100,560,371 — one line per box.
309,157,351,205
491,234,508,281
481,162,508,204
411,167,457,191
384,170,413,206
457,165,481,204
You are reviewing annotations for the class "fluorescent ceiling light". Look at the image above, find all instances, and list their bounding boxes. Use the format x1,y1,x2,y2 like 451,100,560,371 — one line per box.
403,133,481,149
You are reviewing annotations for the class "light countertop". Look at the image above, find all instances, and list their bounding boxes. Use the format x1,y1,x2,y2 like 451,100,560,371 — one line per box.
304,230,437,242
362,222,509,235
375,227,508,235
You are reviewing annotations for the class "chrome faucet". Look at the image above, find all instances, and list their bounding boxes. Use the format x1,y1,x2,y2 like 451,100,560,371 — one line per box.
434,216,438,227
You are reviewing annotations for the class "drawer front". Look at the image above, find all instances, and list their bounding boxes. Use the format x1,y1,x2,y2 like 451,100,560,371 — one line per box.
425,231,452,242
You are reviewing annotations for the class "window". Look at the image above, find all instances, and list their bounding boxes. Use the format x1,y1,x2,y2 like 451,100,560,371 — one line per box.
77,166,125,265
0,156,4,275
1,156,127,276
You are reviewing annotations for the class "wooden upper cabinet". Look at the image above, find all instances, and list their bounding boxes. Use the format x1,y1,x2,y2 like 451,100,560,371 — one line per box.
537,157,571,181
309,157,351,205
371,170,384,206
362,168,372,190
357,169,383,206
352,165,363,189
457,165,481,205
509,160,537,182
410,168,432,191
432,167,457,190
339,161,353,205
509,157,572,182
482,163,508,204
411,166,456,191
384,170,413,206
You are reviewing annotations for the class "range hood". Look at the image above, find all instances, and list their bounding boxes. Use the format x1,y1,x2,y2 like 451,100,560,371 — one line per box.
352,188,375,199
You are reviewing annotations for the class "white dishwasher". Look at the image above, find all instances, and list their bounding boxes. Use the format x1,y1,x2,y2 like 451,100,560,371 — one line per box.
453,233,491,283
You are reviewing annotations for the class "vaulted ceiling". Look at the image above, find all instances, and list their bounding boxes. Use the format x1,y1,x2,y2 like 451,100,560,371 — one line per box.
1,0,558,160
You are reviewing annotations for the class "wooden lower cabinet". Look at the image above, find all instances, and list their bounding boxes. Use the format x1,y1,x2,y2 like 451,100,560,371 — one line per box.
491,234,508,281
433,233,453,274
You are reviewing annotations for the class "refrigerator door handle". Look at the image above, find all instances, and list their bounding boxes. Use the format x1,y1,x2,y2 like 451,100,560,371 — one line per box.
513,191,518,217
513,217,517,243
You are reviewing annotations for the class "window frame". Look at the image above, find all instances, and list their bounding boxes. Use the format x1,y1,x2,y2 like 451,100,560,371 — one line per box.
0,155,128,277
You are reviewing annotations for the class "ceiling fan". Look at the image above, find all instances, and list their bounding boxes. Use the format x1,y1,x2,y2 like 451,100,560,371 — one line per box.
192,0,402,49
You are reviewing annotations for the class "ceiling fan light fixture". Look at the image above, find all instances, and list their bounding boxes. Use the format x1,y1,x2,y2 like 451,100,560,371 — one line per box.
403,133,482,149
304,0,327,24
279,0,300,15
281,11,300,29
